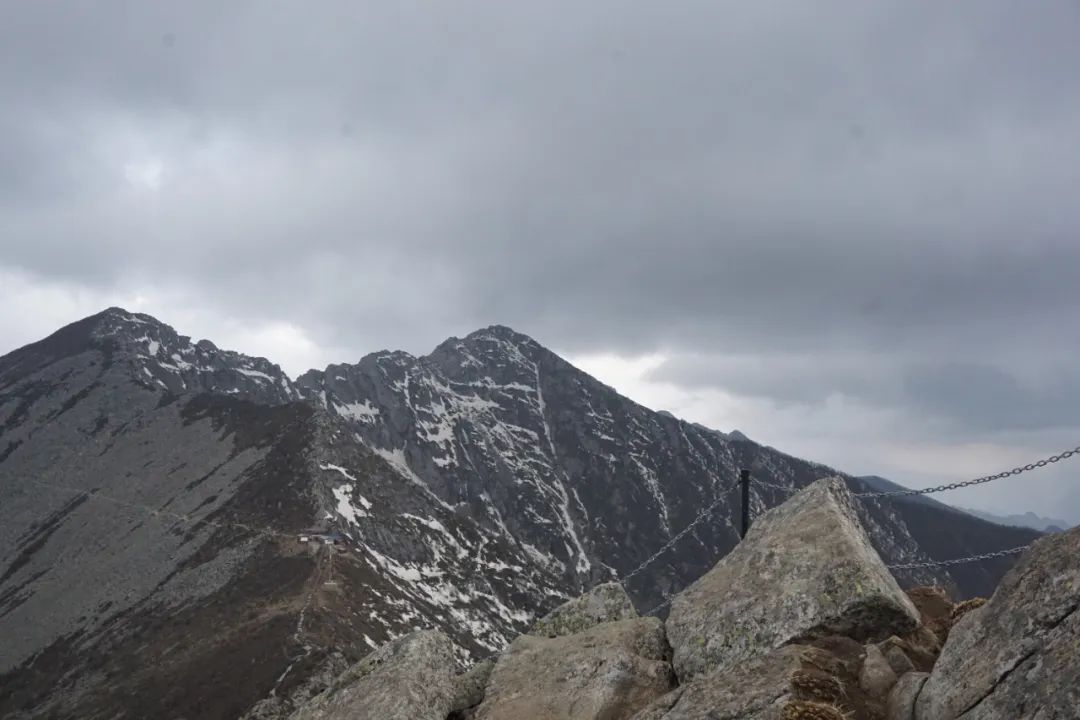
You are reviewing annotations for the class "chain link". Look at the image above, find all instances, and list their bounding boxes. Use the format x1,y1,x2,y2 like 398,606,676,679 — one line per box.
24,450,1054,622
643,592,677,616
750,479,799,493
621,481,742,584
887,544,1030,570
624,446,1071,614
854,445,1080,498
642,531,1032,612
885,546,1028,574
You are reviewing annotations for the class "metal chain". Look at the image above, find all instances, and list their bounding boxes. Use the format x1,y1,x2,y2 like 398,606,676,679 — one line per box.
22,453,1051,621
640,506,1033,613
750,479,798,493
633,465,1046,612
625,448,1069,615
854,445,1080,498
643,592,677,616
621,481,742,584
886,544,1030,570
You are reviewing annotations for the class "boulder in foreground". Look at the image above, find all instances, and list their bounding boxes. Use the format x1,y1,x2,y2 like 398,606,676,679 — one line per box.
290,630,456,720
632,640,884,720
530,581,638,638
665,477,919,681
915,526,1080,719
886,672,928,720
448,658,496,717
475,617,674,720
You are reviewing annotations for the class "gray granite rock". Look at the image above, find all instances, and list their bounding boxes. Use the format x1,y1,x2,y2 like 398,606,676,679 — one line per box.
860,643,898,697
475,617,674,720
881,641,917,676
915,526,1080,719
629,688,687,720
531,582,638,638
630,645,805,720
665,477,920,681
449,658,495,714
887,672,929,720
291,630,456,720
631,643,871,720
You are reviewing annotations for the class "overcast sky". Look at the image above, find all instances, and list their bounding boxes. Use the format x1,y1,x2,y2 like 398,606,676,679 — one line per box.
3,2,1079,524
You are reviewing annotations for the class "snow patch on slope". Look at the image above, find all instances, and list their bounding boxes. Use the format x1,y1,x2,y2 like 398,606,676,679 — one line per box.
319,463,373,524
235,367,274,382
372,446,454,511
334,400,380,422
532,360,591,575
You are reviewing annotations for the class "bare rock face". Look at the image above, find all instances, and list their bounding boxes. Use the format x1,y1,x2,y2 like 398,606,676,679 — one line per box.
632,643,880,720
631,645,806,720
290,630,456,720
474,617,674,720
665,478,919,681
530,582,638,638
880,640,917,676
449,658,495,716
915,526,1080,720
948,598,986,627
886,672,929,720
876,629,938,676
859,644,898,697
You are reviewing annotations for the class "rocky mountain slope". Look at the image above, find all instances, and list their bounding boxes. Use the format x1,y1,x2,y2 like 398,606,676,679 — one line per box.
0,309,565,719
961,507,1069,532
0,308,1044,718
863,475,1072,532
285,478,1080,720
293,323,1039,604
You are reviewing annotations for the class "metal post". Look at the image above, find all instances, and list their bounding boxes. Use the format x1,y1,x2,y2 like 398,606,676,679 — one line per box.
740,468,751,538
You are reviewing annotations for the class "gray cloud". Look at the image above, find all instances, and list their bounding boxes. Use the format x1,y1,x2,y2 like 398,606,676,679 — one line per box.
650,353,1080,437
902,362,1080,435
3,1,1080,519
646,352,894,407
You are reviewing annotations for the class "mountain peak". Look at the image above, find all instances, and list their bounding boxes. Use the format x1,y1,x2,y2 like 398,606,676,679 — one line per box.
465,324,540,348
421,325,546,375
0,306,169,388
99,305,144,319
81,307,185,351
93,306,167,332
10,306,302,405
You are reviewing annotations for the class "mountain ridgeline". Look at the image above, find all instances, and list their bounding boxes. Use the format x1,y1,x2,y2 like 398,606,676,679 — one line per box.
0,308,1040,719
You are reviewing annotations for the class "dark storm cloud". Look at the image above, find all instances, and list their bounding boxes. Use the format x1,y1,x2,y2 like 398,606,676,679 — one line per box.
901,362,1080,434
3,1,1080,507
650,353,1080,437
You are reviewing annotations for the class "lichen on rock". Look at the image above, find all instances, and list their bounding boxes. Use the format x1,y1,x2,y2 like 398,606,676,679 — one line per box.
475,617,674,720
529,581,638,638
665,477,919,682
289,629,456,720
915,526,1080,720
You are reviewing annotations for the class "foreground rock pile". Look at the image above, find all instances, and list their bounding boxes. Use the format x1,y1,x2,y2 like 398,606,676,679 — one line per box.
286,478,1078,720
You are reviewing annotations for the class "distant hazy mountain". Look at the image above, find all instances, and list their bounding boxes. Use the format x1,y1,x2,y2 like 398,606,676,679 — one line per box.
961,507,1069,532
857,475,1070,532
0,308,1041,719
